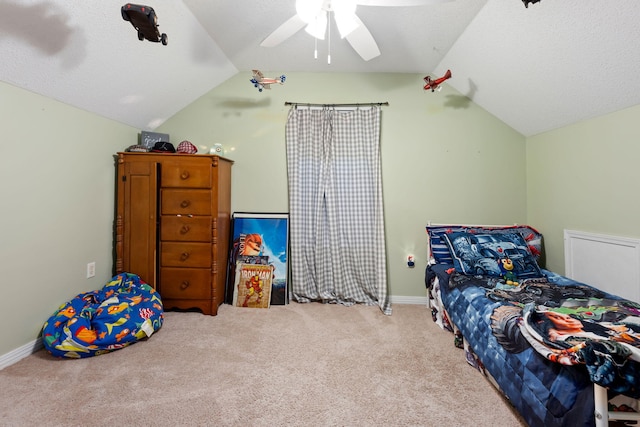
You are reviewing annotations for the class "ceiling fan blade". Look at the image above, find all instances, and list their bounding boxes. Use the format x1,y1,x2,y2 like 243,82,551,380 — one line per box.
260,14,306,48
356,0,450,6
345,16,380,61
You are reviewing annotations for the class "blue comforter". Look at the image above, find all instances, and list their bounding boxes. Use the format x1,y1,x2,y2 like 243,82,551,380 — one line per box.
426,264,640,427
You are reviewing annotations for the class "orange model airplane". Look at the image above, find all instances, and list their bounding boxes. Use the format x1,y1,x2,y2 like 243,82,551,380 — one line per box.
423,69,452,92
250,69,286,92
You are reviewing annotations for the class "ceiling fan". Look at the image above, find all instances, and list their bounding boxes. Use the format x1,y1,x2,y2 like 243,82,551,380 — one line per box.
260,0,450,62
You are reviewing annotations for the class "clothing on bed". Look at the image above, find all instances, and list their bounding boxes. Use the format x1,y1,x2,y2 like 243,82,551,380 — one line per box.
517,292,640,396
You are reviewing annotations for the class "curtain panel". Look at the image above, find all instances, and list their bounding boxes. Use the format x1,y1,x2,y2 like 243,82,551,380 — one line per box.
285,106,391,315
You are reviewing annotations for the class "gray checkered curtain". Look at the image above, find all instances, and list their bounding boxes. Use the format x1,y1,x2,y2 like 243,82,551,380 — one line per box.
286,106,391,315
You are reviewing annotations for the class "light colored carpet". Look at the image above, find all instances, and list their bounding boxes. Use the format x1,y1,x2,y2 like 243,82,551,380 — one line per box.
0,303,526,426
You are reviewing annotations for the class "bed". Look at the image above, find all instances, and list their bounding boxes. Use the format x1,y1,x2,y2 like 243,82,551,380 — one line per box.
424,224,640,426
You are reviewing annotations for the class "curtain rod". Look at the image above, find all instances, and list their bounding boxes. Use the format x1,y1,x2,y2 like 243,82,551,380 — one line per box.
284,102,389,107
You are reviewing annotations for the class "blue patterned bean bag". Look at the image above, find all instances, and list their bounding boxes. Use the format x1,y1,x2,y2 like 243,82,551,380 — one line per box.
42,273,164,358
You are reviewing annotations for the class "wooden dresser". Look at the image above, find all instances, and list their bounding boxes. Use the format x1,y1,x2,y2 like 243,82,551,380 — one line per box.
115,152,233,315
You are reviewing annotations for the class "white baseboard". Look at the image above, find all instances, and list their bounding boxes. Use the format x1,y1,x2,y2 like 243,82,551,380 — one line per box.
0,338,43,371
390,295,429,305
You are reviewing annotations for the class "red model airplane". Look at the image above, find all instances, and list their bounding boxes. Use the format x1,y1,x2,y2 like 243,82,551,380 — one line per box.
423,69,452,92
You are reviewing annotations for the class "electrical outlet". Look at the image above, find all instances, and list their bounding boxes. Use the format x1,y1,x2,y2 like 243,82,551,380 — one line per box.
87,262,96,278
407,254,415,268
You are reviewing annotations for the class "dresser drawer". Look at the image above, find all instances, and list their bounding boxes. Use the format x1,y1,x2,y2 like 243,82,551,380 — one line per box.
161,161,211,188
161,216,211,242
160,242,211,267
159,268,211,299
161,189,211,215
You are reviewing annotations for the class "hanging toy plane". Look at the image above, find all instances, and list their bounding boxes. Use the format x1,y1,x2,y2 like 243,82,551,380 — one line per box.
250,69,286,92
423,69,452,92
121,3,168,45
522,0,541,7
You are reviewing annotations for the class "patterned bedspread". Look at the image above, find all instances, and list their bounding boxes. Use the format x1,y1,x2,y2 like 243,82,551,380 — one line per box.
426,264,640,427
517,286,640,396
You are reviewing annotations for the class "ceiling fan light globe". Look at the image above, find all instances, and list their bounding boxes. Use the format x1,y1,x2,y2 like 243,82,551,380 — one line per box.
305,23,326,40
296,0,325,23
304,10,328,39
335,12,359,38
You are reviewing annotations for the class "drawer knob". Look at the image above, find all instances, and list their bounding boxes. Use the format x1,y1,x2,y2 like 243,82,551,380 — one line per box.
180,200,191,208
180,252,190,261
180,281,190,290
180,171,190,180
180,225,190,234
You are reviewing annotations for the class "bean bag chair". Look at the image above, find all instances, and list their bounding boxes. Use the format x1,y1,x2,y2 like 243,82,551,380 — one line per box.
42,272,163,358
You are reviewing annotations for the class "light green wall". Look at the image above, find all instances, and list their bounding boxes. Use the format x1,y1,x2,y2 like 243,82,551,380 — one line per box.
3,69,639,361
526,104,640,273
159,72,527,301
0,71,530,359
0,81,137,357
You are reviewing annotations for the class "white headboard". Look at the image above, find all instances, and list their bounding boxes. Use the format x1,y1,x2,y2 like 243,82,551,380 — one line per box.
564,229,640,303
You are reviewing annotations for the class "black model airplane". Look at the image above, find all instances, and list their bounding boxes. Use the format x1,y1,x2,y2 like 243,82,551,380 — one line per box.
522,0,541,7
121,3,168,45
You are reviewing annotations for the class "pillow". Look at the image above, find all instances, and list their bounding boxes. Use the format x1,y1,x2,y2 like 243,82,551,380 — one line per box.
442,230,544,280
426,225,473,265
481,226,543,264
426,225,544,266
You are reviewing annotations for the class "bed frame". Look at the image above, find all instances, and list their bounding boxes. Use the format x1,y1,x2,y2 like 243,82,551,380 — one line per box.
426,222,640,426
594,384,640,426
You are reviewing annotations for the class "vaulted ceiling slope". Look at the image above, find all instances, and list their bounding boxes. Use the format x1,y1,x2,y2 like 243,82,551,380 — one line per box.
1,0,639,137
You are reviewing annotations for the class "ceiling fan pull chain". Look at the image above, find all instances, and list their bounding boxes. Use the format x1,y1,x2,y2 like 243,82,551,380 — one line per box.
328,11,331,64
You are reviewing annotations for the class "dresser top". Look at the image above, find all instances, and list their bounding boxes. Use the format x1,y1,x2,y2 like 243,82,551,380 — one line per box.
117,152,234,163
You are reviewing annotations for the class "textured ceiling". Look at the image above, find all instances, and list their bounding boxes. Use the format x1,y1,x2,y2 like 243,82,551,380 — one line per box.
0,0,237,130
1,0,639,136
183,0,487,74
